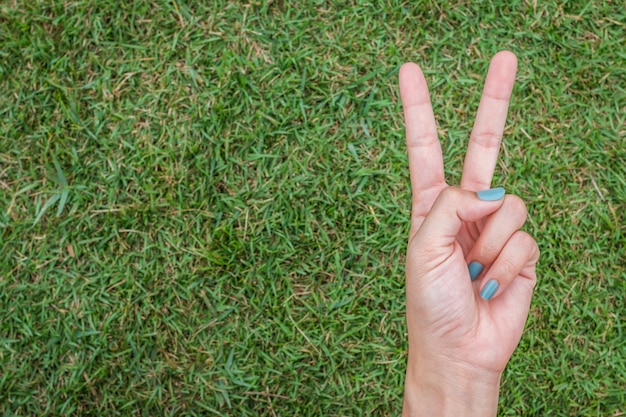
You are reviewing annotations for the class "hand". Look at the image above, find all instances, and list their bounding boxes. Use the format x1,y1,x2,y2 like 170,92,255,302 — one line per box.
399,51,540,416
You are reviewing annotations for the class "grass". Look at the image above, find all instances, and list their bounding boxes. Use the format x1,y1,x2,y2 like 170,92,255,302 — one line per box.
0,0,624,415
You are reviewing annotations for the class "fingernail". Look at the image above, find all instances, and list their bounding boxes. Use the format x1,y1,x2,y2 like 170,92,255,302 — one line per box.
480,280,499,301
468,262,484,281
476,187,505,201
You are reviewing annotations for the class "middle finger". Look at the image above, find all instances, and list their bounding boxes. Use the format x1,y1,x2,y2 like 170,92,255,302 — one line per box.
460,51,518,191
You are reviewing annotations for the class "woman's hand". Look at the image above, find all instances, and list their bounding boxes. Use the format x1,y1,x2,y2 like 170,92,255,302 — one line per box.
399,51,540,417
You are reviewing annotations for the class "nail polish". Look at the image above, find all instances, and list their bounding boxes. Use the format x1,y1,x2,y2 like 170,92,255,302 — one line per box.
468,262,484,281
476,187,505,201
480,280,499,301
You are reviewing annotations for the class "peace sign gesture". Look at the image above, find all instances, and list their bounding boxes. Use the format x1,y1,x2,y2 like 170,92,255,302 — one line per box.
400,51,540,416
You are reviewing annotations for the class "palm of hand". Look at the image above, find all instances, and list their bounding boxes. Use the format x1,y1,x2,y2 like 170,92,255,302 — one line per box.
407,212,534,373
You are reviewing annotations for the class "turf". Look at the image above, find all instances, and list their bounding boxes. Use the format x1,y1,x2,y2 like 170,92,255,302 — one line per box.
0,1,624,415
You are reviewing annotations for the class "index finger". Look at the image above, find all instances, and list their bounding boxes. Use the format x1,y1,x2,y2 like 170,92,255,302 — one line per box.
399,63,446,222
461,51,518,191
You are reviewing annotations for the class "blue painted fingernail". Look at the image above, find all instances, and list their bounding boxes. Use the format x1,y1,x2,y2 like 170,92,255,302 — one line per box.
468,262,484,281
480,280,499,300
476,187,505,201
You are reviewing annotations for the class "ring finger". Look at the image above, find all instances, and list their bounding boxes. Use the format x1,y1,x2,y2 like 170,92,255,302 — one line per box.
465,194,528,281
476,230,540,301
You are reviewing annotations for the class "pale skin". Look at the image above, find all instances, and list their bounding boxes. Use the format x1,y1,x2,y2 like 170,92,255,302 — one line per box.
399,51,540,416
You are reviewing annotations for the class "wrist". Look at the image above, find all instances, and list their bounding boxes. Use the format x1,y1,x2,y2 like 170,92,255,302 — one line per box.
403,358,502,417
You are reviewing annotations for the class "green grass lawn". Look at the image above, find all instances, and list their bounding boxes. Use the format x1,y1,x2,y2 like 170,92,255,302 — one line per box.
0,1,624,415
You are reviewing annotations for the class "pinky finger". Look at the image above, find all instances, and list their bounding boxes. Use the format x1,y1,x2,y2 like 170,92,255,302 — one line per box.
478,231,540,301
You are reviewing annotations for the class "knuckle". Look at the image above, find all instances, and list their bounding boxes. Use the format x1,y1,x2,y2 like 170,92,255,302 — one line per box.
499,258,518,277
470,131,503,148
406,131,439,147
514,231,540,258
436,186,458,205
479,239,502,259
503,194,528,223
439,186,457,199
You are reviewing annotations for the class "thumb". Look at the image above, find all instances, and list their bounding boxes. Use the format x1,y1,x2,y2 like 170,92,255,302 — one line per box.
415,186,505,246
